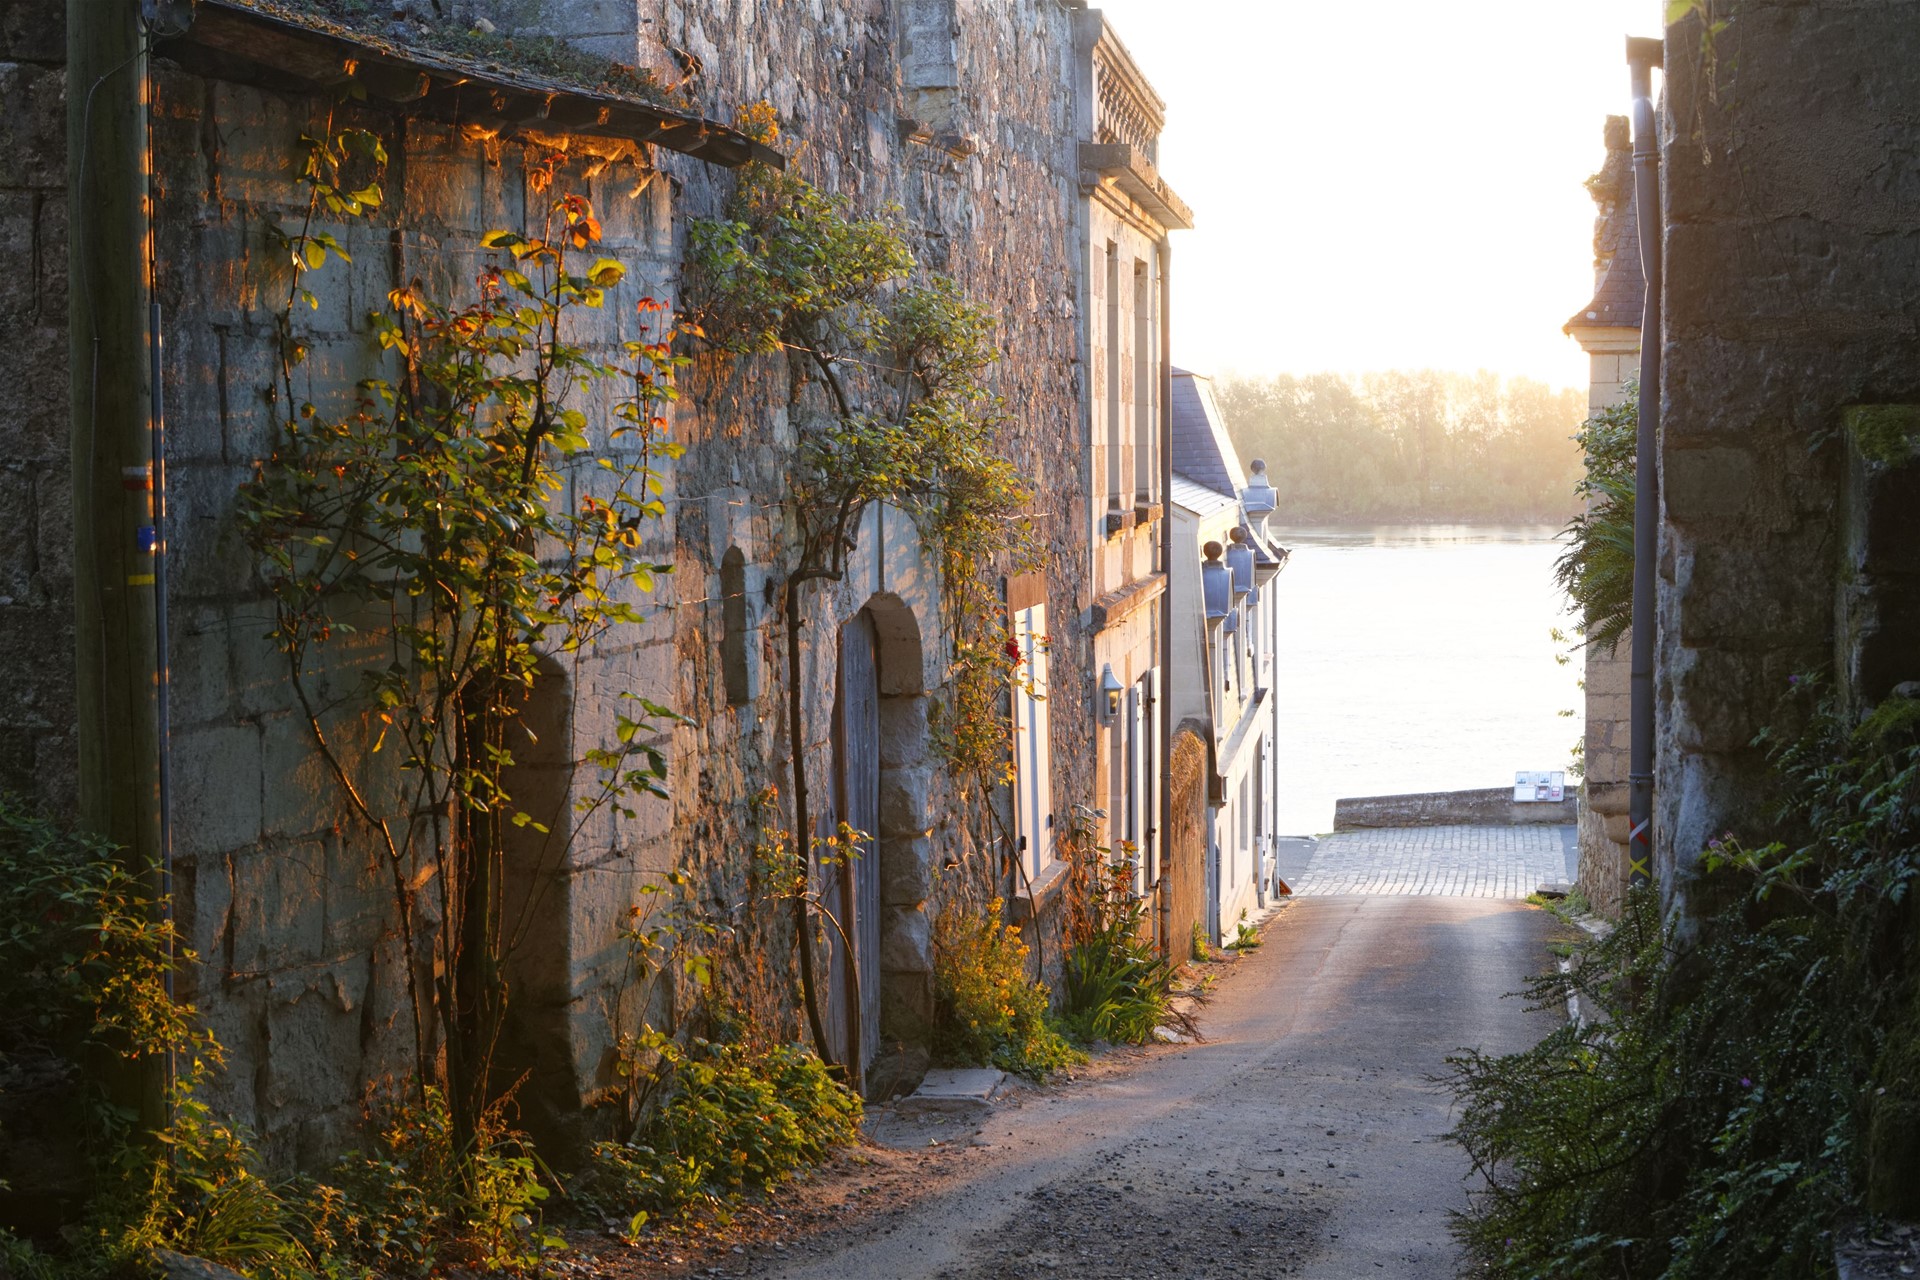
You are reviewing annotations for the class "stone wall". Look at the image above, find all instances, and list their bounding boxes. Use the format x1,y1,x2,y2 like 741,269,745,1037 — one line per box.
1656,0,1920,895
1332,788,1577,832
0,0,1112,1165
0,6,74,815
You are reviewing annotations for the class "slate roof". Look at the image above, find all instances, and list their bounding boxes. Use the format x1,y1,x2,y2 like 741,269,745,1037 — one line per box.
1565,117,1646,334
1170,474,1236,518
1170,369,1247,500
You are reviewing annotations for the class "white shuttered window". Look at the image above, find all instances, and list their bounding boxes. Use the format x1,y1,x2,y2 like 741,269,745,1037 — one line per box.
1011,604,1055,882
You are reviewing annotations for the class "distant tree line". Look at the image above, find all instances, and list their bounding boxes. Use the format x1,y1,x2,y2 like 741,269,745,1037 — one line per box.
1214,371,1588,524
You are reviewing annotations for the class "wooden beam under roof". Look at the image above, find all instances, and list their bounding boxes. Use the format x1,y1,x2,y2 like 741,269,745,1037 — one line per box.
157,0,784,170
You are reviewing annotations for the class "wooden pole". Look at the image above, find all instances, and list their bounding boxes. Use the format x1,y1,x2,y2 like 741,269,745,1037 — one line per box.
70,0,165,1125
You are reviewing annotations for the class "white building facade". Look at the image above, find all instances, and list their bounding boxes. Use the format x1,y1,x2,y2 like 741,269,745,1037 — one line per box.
1166,371,1288,946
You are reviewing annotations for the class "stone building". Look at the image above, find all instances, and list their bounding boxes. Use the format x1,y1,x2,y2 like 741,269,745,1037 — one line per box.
1562,115,1644,918
1068,11,1190,933
1,0,1190,1165
1166,370,1286,948
1649,0,1920,896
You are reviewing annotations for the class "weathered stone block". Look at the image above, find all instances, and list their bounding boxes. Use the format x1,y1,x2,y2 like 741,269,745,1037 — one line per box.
208,81,314,213
878,903,932,975
878,693,929,770
230,843,328,973
260,978,364,1121
0,192,35,325
174,722,264,856
0,322,70,458
166,463,257,601
0,0,62,62
878,765,931,839
879,834,933,907
0,61,64,188
1663,446,1756,524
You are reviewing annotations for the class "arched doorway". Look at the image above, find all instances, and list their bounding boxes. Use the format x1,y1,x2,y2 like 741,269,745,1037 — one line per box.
824,593,932,1094
827,610,882,1080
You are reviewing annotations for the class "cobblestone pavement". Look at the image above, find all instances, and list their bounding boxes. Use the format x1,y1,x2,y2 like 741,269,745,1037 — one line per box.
1291,824,1577,899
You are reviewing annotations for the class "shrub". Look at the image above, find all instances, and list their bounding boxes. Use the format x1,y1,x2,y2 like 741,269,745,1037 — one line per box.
1062,866,1173,1045
932,900,1081,1080
576,1038,861,1228
306,1087,559,1276
1554,382,1637,652
1448,684,1920,1279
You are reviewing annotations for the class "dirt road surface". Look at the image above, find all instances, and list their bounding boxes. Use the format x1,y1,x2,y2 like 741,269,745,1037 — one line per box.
730,894,1561,1280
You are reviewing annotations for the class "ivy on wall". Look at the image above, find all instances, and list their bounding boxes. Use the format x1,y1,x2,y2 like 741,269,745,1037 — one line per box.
683,106,1038,1074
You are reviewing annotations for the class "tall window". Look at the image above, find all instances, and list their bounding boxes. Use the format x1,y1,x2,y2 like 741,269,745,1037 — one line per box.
1011,603,1054,881
1133,258,1152,504
1104,241,1121,509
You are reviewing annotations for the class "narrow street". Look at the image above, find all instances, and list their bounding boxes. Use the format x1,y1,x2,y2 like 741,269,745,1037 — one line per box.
738,828,1568,1280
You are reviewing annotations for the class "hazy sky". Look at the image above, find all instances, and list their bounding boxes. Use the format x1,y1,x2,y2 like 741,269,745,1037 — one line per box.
1088,0,1660,389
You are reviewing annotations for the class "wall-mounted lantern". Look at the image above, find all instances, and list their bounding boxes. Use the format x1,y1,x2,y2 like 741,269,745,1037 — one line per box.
1099,663,1124,723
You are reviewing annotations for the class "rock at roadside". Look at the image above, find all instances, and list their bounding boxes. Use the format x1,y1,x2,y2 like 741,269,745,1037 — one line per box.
154,1250,250,1280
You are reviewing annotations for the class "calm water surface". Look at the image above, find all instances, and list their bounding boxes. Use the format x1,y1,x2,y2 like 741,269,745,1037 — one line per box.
1271,525,1581,835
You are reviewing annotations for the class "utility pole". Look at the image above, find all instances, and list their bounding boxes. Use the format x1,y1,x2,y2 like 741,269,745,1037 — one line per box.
1625,35,1664,891
70,0,165,1121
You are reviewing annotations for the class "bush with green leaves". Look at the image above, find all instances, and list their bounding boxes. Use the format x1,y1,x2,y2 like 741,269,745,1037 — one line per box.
931,899,1081,1080
576,1037,860,1230
1448,682,1920,1279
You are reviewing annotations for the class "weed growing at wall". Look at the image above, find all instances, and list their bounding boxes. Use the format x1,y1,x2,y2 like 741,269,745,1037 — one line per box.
685,105,1036,1071
575,1038,860,1232
931,900,1081,1081
1448,683,1920,1278
244,129,685,1159
1061,855,1174,1045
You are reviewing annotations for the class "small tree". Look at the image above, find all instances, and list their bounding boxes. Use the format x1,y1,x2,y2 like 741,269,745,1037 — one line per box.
242,134,685,1160
685,107,1035,1074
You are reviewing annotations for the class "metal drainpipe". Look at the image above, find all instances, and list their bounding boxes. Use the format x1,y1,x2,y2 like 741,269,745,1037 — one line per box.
1626,35,1663,891
1156,235,1174,958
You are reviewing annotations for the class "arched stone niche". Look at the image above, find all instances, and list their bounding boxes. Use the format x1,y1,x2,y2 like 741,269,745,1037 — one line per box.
857,591,938,1087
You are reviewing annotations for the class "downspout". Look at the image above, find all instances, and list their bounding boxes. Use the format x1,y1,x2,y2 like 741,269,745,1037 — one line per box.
70,0,164,1128
1156,237,1174,958
1626,35,1663,892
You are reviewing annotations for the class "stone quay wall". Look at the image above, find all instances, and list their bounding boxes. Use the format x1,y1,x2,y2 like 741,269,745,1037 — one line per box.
1333,788,1577,832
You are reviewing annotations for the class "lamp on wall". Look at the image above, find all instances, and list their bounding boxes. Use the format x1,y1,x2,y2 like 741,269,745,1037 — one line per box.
1099,664,1123,723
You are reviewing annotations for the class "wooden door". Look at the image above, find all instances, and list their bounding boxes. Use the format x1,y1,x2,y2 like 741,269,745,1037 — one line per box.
831,611,882,1081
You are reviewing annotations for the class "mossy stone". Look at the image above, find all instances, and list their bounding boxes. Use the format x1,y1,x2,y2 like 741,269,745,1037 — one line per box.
1844,405,1920,467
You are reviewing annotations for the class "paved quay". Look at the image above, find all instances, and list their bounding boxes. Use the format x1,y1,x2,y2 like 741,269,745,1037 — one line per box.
1290,823,1577,899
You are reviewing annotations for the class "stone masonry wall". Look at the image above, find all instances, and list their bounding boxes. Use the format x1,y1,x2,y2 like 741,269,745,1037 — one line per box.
0,0,1103,1164
0,5,74,816
145,65,684,1164
1656,0,1920,896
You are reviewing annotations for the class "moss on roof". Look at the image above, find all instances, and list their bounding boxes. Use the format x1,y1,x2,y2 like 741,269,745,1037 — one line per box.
225,0,687,110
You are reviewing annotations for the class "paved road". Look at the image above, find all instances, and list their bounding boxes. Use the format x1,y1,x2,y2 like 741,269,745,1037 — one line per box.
1293,824,1577,898
743,890,1562,1280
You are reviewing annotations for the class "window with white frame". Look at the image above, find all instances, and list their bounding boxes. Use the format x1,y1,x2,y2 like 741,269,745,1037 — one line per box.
1011,603,1055,883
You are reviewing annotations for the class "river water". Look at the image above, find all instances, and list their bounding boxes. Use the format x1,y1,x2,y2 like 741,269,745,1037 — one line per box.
1269,525,1581,835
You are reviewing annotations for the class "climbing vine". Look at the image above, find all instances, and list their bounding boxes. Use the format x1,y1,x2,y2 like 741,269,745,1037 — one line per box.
241,126,685,1161
684,105,1037,1073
